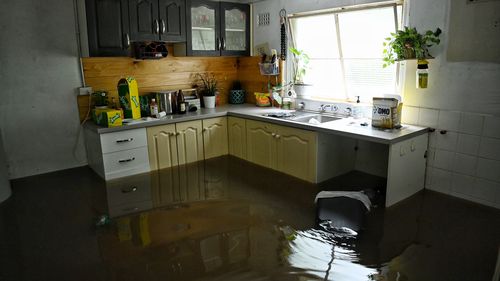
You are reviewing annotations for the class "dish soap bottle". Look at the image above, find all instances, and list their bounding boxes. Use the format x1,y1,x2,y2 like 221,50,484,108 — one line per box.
416,60,429,89
150,98,159,118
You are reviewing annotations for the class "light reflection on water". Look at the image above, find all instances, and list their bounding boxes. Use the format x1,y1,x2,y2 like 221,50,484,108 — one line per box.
100,156,500,281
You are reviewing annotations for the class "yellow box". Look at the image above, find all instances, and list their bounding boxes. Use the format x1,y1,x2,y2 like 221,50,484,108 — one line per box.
92,108,123,127
117,77,141,119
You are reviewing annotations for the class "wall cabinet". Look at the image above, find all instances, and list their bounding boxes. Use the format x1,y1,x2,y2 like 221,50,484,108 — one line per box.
86,0,131,56
246,120,317,183
129,0,186,42
202,117,228,159
147,120,204,170
186,0,250,56
228,117,246,160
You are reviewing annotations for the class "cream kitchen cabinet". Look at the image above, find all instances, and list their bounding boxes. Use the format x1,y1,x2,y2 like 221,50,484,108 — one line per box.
228,117,247,160
246,120,317,183
84,127,150,180
202,117,228,159
147,120,204,170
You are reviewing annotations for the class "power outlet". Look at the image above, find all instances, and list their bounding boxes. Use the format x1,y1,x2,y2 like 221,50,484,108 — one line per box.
78,86,92,96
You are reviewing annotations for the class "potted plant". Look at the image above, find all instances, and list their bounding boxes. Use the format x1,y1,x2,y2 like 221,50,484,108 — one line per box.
197,72,218,108
383,26,442,67
290,47,312,96
229,80,245,104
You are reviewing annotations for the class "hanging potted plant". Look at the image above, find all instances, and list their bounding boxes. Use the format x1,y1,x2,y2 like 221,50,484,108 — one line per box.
197,72,218,108
382,26,442,67
290,47,311,96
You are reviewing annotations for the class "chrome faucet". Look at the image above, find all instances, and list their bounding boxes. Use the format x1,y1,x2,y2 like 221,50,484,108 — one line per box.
344,107,352,117
318,104,333,112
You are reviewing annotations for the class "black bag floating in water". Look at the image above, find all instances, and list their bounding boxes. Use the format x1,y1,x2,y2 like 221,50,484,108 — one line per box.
315,191,372,234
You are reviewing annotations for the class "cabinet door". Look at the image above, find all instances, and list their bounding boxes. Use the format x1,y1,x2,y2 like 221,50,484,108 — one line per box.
276,126,317,183
86,0,130,56
176,120,204,165
147,124,178,170
246,120,276,169
203,117,228,159
128,0,160,41
186,0,220,56
159,0,186,41
228,117,247,160
220,2,250,56
386,134,428,207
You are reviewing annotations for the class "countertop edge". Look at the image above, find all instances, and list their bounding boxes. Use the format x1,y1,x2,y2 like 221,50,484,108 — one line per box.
84,105,428,144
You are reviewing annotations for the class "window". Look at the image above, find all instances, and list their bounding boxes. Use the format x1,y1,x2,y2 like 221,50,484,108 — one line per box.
289,3,403,101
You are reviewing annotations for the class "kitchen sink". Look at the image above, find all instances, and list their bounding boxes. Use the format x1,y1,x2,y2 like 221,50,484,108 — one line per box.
292,114,341,124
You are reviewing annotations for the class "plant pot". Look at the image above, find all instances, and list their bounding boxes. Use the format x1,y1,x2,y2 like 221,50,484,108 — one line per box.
229,90,245,104
293,84,313,96
203,96,216,108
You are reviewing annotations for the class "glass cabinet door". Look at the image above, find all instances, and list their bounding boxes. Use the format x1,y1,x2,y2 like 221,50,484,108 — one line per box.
189,1,219,55
221,3,249,56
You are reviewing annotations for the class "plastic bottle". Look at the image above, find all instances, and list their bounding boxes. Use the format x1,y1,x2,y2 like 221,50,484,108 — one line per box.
150,98,159,118
177,90,186,114
416,60,429,89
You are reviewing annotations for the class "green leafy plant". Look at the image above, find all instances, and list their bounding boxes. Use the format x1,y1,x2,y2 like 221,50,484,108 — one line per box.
197,73,218,96
383,26,442,67
290,47,310,84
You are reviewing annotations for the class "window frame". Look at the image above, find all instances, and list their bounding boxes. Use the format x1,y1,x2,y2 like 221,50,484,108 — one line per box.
287,1,405,102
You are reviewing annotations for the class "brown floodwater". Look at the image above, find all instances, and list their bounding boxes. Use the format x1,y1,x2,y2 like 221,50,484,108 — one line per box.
1,156,500,281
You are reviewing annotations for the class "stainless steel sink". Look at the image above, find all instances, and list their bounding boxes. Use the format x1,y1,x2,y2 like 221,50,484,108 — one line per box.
292,114,341,124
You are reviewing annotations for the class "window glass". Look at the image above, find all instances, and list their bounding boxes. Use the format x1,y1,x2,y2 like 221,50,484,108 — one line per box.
291,5,402,100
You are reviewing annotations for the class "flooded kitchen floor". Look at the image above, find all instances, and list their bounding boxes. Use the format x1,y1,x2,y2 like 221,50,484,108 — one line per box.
1,156,500,281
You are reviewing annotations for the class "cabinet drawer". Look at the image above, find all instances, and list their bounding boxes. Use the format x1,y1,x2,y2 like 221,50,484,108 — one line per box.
106,174,152,207
103,147,150,180
100,128,147,154
108,201,154,218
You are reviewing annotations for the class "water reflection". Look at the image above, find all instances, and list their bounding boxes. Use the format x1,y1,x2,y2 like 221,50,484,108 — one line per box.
99,156,500,281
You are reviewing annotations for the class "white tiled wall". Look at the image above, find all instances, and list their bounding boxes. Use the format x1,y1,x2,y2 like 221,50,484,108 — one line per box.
403,106,500,209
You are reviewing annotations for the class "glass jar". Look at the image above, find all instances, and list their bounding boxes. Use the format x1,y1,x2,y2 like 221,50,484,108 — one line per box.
416,60,429,89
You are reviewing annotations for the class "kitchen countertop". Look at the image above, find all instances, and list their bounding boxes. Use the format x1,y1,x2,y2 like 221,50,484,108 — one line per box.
84,104,428,144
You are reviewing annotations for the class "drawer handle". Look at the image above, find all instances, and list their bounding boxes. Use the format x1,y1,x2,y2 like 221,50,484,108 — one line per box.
116,138,134,143
121,186,138,193
118,157,135,163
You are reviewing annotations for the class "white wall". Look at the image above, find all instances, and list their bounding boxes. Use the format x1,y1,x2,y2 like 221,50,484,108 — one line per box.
0,0,87,179
252,0,500,208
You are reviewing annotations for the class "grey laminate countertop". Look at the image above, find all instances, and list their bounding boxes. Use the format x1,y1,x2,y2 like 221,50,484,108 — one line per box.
84,104,428,144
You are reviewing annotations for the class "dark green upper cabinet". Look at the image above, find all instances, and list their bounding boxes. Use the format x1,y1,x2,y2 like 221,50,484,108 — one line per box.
159,0,186,42
129,0,186,42
86,0,131,56
186,0,249,56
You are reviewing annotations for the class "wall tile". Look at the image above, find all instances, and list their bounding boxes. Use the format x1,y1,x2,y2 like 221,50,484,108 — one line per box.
438,110,461,131
436,131,458,151
456,134,481,155
459,112,484,135
418,108,439,128
451,173,476,195
483,116,500,139
434,150,455,170
473,179,500,203
478,137,500,161
452,153,477,176
427,167,452,194
476,158,500,183
402,106,420,125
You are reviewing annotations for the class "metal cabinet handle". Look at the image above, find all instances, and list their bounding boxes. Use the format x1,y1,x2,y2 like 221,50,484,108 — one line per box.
118,157,135,163
154,19,160,34
121,186,138,193
202,128,207,132
124,33,130,48
271,133,276,137
221,37,226,50
116,138,133,143
123,207,139,211
216,37,221,50
161,19,166,34
275,134,281,139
